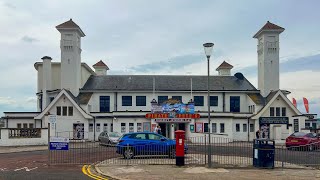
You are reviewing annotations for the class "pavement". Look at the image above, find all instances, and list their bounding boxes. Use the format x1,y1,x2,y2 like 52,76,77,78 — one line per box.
95,164,320,180
0,145,47,154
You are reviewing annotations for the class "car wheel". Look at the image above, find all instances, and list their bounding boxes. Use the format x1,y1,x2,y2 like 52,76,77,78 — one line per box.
169,148,176,159
123,148,134,159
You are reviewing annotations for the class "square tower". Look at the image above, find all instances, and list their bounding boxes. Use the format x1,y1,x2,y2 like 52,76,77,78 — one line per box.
253,21,285,97
56,19,85,96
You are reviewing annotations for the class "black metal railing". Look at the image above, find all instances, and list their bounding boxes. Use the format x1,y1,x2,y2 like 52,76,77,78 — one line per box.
8,128,41,138
48,135,320,169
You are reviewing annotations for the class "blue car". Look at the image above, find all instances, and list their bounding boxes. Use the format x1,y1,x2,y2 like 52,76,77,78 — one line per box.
116,132,188,159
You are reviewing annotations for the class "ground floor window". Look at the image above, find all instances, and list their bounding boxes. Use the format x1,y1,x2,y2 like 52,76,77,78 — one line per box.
220,123,225,133
111,123,113,132
204,123,209,133
236,123,240,132
250,124,254,132
121,123,126,133
96,123,101,132
212,123,217,133
89,123,93,132
29,123,34,129
73,123,84,139
17,123,21,129
243,124,247,132
23,123,28,128
103,123,108,131
137,123,142,132
129,123,134,132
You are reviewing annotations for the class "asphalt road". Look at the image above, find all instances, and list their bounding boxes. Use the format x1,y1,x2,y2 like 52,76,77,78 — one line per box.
0,151,91,180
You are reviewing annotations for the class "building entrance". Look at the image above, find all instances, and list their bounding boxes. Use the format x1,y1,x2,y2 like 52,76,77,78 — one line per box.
159,123,168,137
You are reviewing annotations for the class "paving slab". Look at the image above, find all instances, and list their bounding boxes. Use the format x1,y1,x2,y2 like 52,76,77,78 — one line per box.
96,164,320,180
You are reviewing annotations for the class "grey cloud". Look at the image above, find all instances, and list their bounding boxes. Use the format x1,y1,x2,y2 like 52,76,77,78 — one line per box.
21,36,39,43
4,2,16,9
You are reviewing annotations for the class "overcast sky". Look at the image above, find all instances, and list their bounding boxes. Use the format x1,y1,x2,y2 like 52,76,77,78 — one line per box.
0,0,319,116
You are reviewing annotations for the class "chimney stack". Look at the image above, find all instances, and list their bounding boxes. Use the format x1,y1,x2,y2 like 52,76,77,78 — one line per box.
41,56,52,110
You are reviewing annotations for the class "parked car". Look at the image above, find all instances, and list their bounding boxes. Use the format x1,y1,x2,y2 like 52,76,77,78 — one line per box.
98,131,122,146
116,132,188,159
285,132,320,151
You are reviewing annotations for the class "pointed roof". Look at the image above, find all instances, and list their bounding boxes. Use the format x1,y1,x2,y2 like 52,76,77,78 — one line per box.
253,21,285,38
93,60,109,70
56,18,85,37
216,61,233,71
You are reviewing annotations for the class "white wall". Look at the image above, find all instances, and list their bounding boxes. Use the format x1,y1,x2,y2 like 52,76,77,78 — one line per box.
0,129,48,146
43,94,89,139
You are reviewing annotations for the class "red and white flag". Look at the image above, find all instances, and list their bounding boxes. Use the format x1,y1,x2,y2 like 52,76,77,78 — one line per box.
292,98,297,108
303,97,309,113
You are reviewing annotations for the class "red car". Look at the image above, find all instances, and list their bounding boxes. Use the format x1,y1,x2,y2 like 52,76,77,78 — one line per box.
285,132,320,151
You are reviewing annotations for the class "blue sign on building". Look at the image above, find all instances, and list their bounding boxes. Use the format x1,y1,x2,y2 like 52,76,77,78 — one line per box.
49,137,69,150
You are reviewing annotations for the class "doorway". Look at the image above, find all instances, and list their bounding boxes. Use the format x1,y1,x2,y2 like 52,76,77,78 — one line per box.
73,123,84,139
159,123,167,137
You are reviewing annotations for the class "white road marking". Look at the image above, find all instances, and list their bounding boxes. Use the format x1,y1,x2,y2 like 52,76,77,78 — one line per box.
14,167,38,172
0,168,8,172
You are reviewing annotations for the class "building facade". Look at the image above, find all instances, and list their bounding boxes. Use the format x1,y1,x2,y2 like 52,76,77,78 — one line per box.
1,19,311,144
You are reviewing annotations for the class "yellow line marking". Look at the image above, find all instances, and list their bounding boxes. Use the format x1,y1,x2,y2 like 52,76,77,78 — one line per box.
82,165,108,180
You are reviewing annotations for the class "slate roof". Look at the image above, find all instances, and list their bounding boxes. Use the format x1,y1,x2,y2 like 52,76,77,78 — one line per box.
56,19,85,37
216,61,233,71
248,93,265,105
253,21,285,38
81,74,257,91
77,92,93,104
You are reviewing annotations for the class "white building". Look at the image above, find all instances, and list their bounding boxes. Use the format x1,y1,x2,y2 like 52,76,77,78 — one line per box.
1,19,312,144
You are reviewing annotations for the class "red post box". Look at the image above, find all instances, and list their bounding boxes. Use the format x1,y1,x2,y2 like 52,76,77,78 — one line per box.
175,130,185,166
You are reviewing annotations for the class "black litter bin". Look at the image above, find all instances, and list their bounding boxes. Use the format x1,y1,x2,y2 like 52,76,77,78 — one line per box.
253,139,275,169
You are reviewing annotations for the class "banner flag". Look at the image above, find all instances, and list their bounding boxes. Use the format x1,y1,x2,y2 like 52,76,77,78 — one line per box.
292,98,297,108
303,97,309,113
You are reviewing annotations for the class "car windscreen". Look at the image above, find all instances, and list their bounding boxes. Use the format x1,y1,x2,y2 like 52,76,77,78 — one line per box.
290,132,306,137
109,132,121,137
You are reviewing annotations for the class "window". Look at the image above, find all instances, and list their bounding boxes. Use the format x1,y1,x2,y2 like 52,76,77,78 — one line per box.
122,96,132,106
220,123,225,133
17,123,21,129
236,124,240,132
96,123,101,132
270,107,274,116
294,119,299,132
133,133,146,140
212,123,217,133
121,123,126,133
276,107,280,116
305,122,310,129
194,96,204,106
137,123,142,132
312,123,317,129
136,96,146,106
100,96,110,112
89,123,93,132
282,107,286,116
29,123,34,129
230,96,240,112
250,124,254,132
210,96,218,106
62,106,67,116
204,123,209,133
68,107,73,116
23,123,28,128
172,96,182,102
50,97,54,102
243,124,247,132
253,105,255,113
158,96,168,104
249,106,252,112
148,134,162,140
111,123,113,132
57,106,61,116
103,123,108,132
129,123,134,132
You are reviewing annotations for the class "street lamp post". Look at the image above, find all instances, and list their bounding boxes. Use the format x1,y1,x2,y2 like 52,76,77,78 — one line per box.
203,42,214,168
